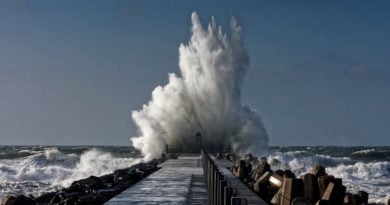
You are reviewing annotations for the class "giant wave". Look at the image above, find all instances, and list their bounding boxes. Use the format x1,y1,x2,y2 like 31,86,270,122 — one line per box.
131,12,269,161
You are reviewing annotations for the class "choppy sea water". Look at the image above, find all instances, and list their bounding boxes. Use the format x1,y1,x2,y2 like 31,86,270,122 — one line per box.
0,146,142,198
0,146,389,204
266,146,390,204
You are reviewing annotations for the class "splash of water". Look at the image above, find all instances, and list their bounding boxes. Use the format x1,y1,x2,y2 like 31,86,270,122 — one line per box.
131,12,269,161
0,148,140,196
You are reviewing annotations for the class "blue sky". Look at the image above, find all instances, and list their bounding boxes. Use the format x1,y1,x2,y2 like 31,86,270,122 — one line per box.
0,0,389,145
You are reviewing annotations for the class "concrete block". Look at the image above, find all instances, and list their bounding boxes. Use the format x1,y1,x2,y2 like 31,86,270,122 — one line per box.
232,165,238,177
280,178,304,205
337,185,347,204
358,191,368,205
275,169,285,177
257,171,272,184
321,182,335,201
253,162,271,181
254,171,272,193
291,196,312,205
303,173,320,203
253,180,267,194
343,193,352,205
318,175,334,197
270,189,281,205
269,173,284,188
351,194,362,205
284,170,296,178
321,182,345,205
334,178,343,187
238,160,246,179
315,199,329,205
270,158,281,168
312,165,326,177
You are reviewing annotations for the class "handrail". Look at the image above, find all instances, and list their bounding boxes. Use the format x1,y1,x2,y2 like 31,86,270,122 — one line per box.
166,144,231,154
201,149,246,205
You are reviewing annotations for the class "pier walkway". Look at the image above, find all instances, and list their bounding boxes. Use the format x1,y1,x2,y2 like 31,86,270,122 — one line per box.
105,154,207,205
105,153,266,205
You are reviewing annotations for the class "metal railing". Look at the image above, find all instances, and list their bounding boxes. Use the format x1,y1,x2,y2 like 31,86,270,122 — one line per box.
201,149,247,205
166,144,231,154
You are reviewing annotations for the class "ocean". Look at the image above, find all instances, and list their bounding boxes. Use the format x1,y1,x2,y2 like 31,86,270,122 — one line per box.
0,146,141,198
0,146,389,204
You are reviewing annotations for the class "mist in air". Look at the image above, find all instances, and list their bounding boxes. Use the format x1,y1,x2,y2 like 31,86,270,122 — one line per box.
131,12,269,161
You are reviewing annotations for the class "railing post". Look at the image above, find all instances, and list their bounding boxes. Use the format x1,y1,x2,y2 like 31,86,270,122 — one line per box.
231,197,248,205
218,178,226,205
225,186,238,205
202,148,237,205
224,186,231,205
213,169,218,205
216,171,221,205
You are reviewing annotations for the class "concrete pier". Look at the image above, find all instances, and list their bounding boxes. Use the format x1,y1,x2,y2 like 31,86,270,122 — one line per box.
105,153,266,205
105,155,207,205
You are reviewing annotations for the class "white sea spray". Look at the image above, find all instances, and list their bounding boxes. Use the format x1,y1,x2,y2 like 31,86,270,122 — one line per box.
131,12,269,161
0,148,140,196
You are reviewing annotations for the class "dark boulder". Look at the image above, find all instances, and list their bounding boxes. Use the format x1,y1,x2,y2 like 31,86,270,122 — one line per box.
34,192,57,204
2,195,35,205
68,175,106,193
1,196,15,205
14,195,35,205
77,194,105,204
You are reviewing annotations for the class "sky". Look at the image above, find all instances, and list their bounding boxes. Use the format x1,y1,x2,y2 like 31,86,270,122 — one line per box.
0,0,389,146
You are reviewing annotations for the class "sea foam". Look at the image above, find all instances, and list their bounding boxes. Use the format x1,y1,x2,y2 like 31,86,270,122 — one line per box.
0,147,139,196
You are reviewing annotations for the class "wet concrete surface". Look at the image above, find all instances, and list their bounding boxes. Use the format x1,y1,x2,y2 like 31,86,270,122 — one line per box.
105,155,207,205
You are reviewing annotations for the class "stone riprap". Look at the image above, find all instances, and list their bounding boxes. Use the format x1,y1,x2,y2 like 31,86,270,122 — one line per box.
228,153,369,205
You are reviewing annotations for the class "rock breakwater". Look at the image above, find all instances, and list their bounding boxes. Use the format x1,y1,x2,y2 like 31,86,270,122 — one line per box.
1,160,160,205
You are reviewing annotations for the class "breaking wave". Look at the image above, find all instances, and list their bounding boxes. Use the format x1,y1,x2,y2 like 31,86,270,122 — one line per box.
0,147,140,196
131,12,269,161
